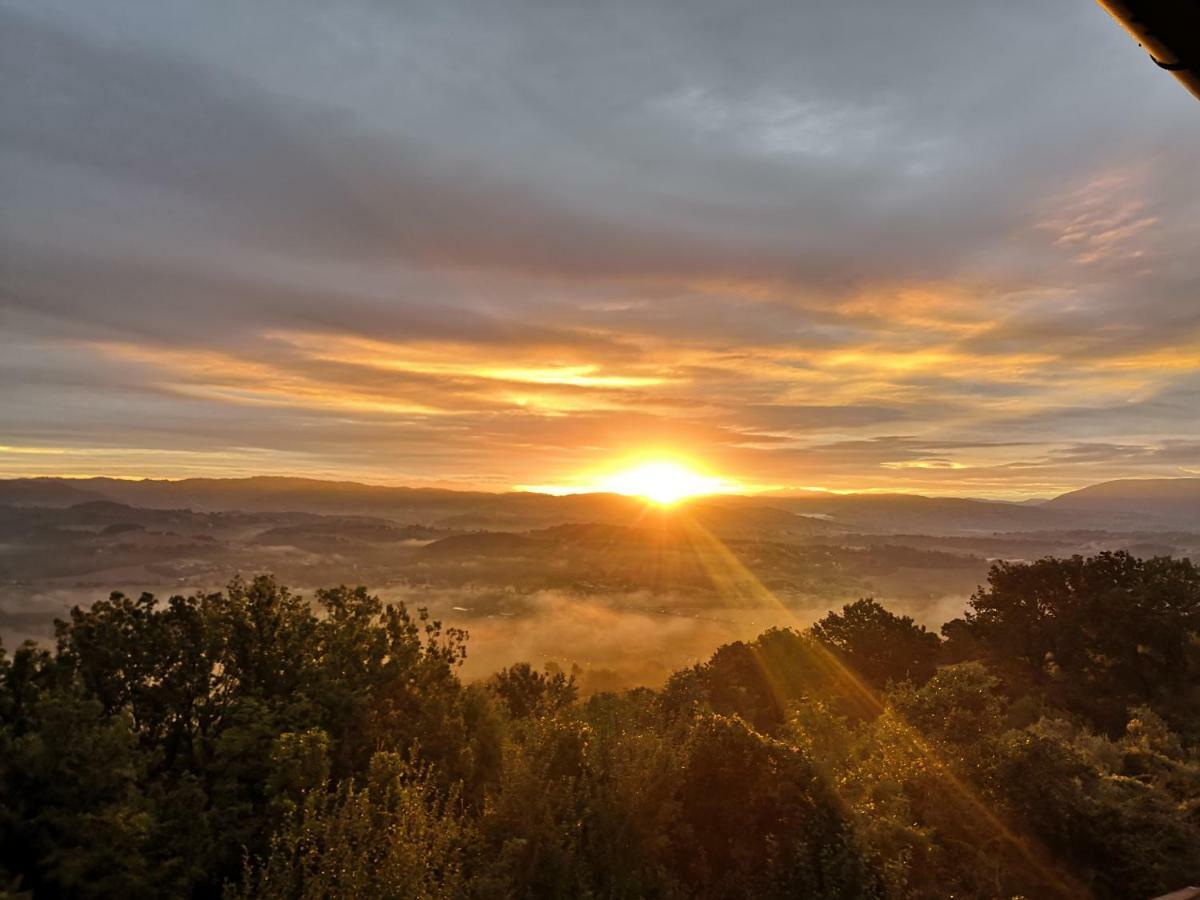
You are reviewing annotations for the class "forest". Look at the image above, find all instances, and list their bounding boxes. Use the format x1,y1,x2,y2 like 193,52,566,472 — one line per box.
2,550,1198,899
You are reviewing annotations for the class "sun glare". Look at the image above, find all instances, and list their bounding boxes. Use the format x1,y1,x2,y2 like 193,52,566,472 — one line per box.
597,460,731,505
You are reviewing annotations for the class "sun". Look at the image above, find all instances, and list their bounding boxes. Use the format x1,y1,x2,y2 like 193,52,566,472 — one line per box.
598,460,732,505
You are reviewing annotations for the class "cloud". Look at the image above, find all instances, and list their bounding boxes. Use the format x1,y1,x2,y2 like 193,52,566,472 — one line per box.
1,0,1198,496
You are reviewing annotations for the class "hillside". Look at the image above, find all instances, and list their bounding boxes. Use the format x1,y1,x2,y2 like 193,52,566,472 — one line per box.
766,493,1070,534
0,480,1195,542
1045,478,1200,526
5,475,1198,535
0,478,847,537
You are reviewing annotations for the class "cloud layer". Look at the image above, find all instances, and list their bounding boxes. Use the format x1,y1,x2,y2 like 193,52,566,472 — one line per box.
2,0,1198,496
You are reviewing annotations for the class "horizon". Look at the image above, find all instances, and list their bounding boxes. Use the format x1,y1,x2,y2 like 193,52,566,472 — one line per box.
5,470,1197,505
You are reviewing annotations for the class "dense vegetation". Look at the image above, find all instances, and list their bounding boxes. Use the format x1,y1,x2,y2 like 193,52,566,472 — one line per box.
2,551,1198,898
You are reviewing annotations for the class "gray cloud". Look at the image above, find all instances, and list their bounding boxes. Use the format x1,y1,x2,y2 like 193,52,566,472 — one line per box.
2,0,1198,495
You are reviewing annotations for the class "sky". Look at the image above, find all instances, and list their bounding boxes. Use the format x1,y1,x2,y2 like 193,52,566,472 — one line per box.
2,0,1199,498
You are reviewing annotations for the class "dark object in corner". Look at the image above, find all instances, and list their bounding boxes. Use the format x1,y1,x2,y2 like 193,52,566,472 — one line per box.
1097,0,1200,101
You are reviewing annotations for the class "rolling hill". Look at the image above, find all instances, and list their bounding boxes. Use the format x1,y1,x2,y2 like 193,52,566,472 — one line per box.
1044,478,1200,527
1,475,1197,534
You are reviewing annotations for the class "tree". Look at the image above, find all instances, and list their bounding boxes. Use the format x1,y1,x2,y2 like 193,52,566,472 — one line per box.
6,577,481,896
234,752,471,900
810,598,941,688
667,713,879,899
489,663,577,720
960,552,1200,734
4,561,1199,899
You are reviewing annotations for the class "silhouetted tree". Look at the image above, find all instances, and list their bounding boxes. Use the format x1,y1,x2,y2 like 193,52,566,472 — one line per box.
489,662,577,720
959,552,1200,734
2,561,1199,899
810,598,941,687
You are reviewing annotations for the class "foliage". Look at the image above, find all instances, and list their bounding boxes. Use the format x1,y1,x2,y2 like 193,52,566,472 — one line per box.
1,576,475,897
488,663,577,719
810,598,940,688
231,752,471,900
950,551,1200,735
2,553,1199,898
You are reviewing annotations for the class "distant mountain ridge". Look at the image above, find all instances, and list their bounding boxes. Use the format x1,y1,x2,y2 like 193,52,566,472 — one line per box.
1045,478,1200,518
0,475,1196,535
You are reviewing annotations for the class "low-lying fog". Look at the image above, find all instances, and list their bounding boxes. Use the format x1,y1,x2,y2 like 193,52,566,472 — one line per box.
1,581,972,692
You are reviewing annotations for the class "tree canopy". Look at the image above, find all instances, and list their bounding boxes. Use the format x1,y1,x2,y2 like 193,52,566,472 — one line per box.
2,554,1199,898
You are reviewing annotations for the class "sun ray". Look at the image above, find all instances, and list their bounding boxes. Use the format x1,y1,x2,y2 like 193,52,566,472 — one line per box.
669,510,1090,897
